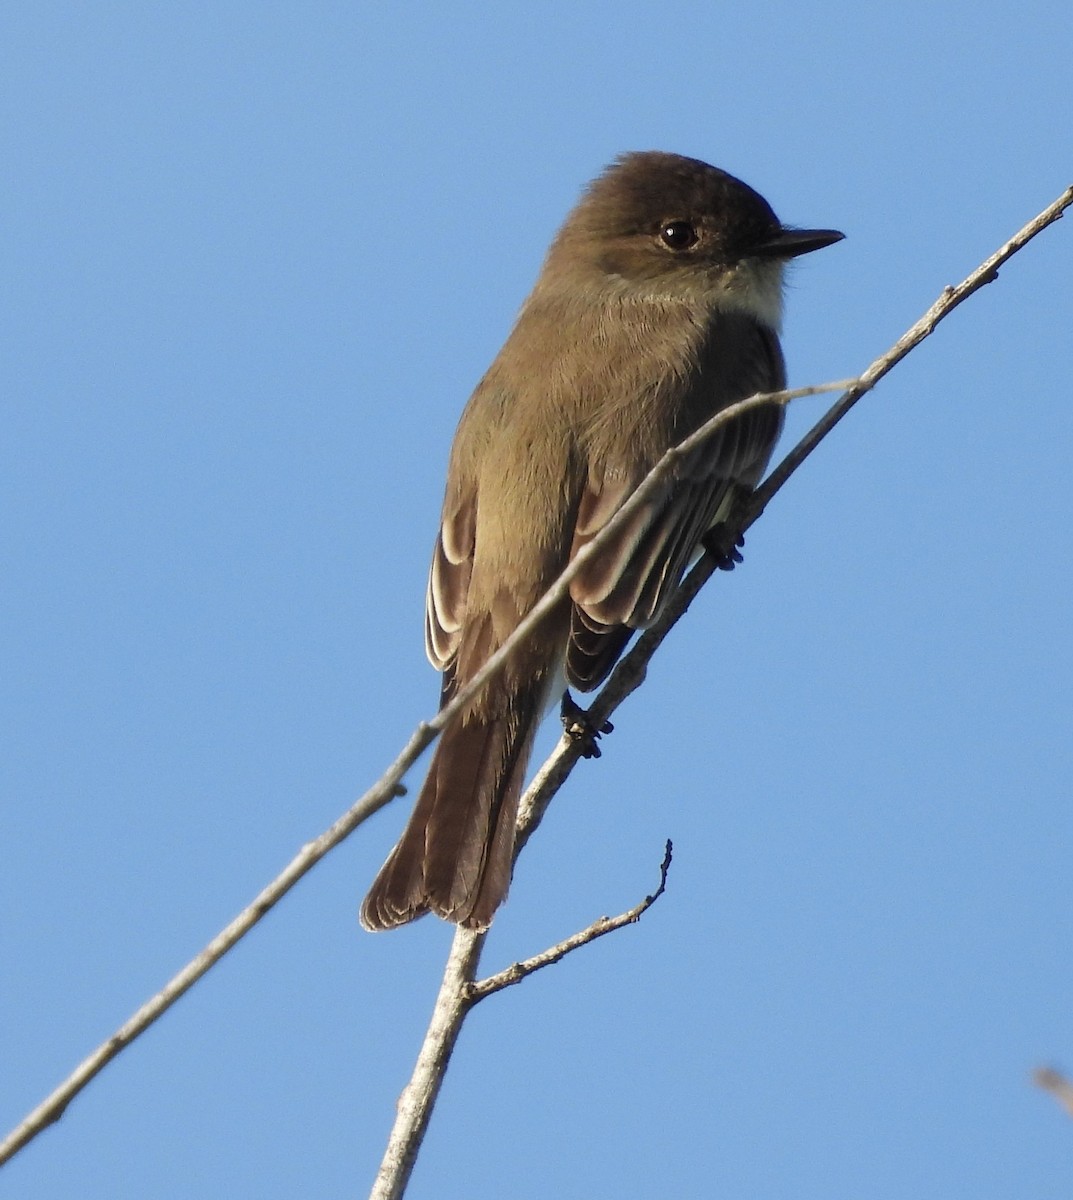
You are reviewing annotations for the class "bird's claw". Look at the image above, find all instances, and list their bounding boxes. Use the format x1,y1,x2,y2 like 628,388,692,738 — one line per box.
560,692,614,759
702,528,745,571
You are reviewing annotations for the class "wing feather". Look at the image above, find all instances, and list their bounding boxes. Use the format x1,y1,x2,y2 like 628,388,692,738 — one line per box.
565,316,785,690
425,487,476,672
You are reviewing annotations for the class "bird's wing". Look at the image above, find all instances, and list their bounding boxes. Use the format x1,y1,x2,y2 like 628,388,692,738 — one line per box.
565,317,784,690
425,475,476,689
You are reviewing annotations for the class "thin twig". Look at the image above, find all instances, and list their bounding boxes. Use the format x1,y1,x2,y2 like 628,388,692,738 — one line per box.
368,842,672,1200
0,389,841,1168
467,841,673,1002
748,184,1073,518
0,779,409,1167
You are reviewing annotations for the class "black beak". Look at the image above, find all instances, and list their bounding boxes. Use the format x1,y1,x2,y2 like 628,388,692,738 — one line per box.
752,227,845,259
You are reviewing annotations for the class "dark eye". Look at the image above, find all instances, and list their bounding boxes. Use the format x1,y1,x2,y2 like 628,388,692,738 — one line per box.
658,220,699,250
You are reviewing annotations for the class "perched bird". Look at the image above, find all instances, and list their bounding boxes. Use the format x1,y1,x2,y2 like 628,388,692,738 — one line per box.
361,151,842,931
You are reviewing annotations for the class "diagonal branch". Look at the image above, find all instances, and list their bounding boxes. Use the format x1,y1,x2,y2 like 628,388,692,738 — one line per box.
751,183,1073,516
0,389,844,1168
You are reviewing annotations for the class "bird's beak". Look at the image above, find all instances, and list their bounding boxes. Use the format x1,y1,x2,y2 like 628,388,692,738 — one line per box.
752,227,845,259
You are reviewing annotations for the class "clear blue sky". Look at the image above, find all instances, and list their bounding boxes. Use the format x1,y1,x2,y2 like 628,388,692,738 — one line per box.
3,3,1071,1197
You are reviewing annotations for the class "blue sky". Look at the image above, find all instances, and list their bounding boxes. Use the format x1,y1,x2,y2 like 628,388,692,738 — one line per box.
3,3,1071,1197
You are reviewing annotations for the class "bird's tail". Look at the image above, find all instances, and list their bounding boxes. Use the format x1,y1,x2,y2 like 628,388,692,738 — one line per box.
360,678,545,931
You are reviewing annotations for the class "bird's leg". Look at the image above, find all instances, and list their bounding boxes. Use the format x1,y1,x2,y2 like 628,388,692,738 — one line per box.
560,691,614,759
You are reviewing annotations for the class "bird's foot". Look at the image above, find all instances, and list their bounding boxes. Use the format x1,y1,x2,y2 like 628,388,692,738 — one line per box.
702,527,746,571
560,692,613,759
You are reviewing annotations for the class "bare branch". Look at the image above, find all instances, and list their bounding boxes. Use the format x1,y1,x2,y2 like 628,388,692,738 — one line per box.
0,782,417,1166
749,184,1073,517
369,843,672,1198
467,841,673,1002
368,928,486,1200
0,385,845,1171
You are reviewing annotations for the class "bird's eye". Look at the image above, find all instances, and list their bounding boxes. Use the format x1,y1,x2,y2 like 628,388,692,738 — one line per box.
658,220,699,251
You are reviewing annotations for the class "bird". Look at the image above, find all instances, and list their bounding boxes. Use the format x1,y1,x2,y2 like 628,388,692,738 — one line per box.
360,151,843,931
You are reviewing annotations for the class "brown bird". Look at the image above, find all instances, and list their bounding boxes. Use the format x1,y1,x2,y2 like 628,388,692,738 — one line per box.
360,151,842,931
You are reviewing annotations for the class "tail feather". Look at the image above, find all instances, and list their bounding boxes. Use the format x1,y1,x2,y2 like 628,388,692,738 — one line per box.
360,681,543,931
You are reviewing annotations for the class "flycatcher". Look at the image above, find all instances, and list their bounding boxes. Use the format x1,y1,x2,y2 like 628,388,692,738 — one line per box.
361,151,842,931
